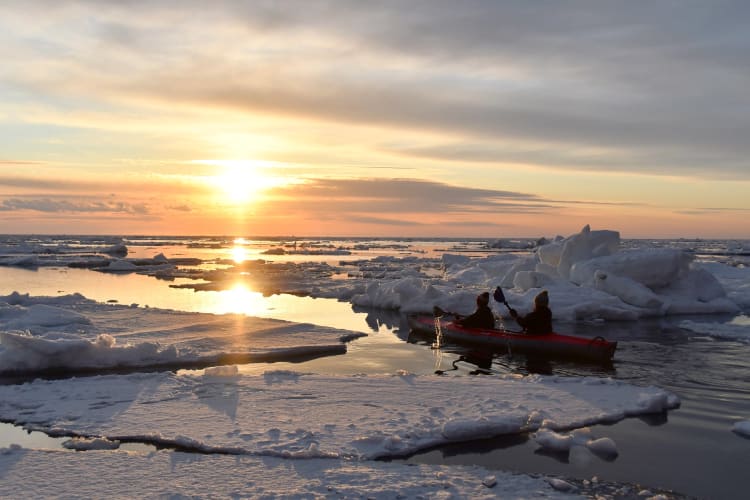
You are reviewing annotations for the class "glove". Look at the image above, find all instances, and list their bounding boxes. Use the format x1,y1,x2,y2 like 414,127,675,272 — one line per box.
509,308,518,318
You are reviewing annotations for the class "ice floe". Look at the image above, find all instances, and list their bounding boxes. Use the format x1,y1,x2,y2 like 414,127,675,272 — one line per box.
680,316,750,344
732,420,750,438
0,370,679,460
0,226,747,324
0,292,364,375
0,447,585,499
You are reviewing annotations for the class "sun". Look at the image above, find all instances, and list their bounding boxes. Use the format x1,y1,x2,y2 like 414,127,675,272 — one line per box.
193,159,299,205
215,164,263,203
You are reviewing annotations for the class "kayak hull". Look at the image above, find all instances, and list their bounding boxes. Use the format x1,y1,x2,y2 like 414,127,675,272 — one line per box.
408,315,617,363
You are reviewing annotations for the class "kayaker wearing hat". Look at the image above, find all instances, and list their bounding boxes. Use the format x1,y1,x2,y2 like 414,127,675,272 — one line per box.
455,291,496,329
509,290,553,334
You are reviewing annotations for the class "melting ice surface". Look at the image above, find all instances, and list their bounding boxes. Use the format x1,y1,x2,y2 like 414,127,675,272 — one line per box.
0,226,748,498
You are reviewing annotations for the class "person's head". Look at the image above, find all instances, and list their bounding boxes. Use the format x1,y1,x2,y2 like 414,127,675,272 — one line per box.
477,291,490,307
534,290,549,309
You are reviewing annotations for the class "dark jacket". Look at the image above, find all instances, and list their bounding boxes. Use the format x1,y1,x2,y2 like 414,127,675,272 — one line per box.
457,305,495,329
513,306,552,334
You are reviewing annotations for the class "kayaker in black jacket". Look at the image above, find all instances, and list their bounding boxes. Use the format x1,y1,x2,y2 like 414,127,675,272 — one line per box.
456,292,496,329
510,290,552,334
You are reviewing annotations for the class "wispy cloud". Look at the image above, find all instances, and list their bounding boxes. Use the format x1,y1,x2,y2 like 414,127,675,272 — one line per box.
0,197,149,214
2,2,750,180
267,178,552,215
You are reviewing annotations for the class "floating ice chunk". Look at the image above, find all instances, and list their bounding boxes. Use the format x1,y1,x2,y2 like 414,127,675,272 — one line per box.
62,437,121,451
586,437,618,460
698,262,750,309
3,255,39,268
513,270,557,292
732,420,750,438
538,241,564,267
593,270,664,310
153,253,170,263
636,391,679,413
680,318,750,344
659,267,727,302
500,256,537,287
102,243,128,257
442,254,471,270
533,428,618,460
547,478,577,492
533,428,590,451
204,365,239,377
557,225,620,280
570,248,691,288
482,475,497,488
105,259,139,272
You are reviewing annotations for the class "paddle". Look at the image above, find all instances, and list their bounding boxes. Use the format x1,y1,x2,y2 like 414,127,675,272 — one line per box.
433,305,459,318
493,286,513,312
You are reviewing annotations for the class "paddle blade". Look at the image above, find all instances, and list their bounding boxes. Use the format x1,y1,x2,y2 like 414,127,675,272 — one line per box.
493,286,506,304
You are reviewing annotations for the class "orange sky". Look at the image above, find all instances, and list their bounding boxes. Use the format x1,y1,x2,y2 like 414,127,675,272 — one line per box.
1,3,748,238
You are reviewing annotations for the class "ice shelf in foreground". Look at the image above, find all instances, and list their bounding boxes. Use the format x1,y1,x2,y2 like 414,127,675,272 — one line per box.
0,370,679,460
0,447,586,499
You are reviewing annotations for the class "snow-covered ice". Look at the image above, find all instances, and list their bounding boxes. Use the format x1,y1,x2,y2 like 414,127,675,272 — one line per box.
0,370,678,459
0,292,364,375
2,226,747,324
200,226,744,322
0,228,746,498
0,447,584,499
680,316,750,344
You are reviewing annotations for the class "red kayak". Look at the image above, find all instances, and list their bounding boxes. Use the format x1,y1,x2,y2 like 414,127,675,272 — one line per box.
408,314,617,363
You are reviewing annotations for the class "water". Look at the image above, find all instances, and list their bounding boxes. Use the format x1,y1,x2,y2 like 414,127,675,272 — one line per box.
0,236,748,499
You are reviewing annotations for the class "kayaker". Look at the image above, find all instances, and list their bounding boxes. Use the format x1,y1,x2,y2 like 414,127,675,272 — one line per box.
455,292,496,329
509,290,552,334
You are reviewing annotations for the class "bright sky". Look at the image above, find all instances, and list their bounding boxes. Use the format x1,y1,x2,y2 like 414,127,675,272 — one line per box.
1,1,748,238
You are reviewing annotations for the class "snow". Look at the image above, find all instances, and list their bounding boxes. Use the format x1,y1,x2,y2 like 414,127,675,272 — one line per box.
0,447,583,499
0,370,678,460
0,292,365,375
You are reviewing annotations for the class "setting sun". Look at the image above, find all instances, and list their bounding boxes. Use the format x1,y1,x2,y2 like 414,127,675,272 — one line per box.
216,163,263,203
194,160,293,205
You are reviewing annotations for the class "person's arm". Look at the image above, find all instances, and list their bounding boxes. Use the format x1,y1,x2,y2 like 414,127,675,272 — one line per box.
509,308,525,328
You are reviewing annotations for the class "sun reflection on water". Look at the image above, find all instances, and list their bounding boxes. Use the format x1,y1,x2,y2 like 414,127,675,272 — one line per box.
213,283,267,316
231,245,248,263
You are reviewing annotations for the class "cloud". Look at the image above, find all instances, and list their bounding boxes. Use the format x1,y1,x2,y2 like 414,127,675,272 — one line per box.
675,207,750,216
0,197,149,214
268,177,549,214
3,2,750,181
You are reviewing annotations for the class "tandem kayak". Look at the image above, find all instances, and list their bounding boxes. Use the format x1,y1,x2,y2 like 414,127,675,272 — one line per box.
408,314,617,363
